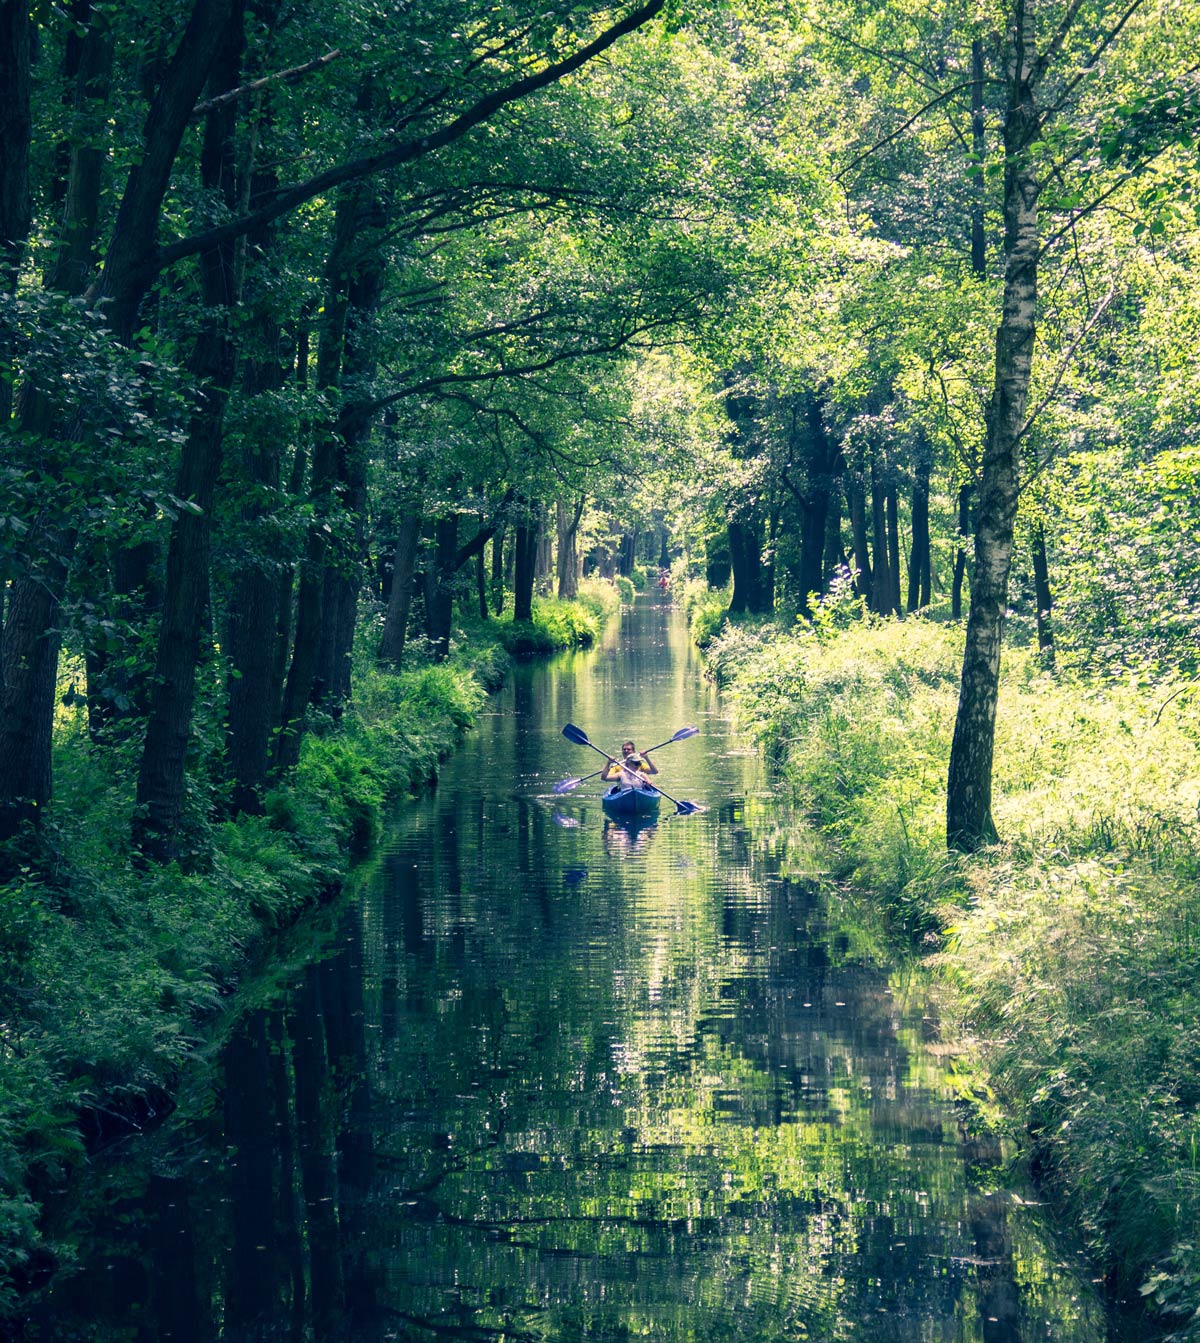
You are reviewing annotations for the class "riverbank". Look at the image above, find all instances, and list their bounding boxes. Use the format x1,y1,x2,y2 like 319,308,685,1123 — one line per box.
0,584,618,1315
694,597,1200,1336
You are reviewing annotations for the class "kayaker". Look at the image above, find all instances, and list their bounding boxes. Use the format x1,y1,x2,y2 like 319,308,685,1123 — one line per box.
603,741,659,789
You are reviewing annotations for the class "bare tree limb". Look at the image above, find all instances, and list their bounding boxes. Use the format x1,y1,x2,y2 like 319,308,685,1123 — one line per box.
190,48,343,118
1017,279,1117,446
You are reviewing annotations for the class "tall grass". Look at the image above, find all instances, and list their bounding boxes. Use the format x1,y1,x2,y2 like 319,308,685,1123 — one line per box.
705,613,1200,1333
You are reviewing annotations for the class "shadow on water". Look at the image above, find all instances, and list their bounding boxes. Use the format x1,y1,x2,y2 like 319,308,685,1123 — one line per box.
23,596,1145,1342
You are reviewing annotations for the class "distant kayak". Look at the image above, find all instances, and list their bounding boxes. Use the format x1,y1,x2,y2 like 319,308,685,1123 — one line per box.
600,785,662,819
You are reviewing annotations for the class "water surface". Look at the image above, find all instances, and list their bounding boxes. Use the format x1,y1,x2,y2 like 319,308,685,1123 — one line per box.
33,597,1113,1342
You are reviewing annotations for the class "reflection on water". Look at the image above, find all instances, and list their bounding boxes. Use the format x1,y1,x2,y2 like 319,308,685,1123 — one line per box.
27,598,1121,1342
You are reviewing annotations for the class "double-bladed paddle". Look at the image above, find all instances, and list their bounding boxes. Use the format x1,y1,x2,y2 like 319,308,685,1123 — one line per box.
560,723,701,815
553,724,699,795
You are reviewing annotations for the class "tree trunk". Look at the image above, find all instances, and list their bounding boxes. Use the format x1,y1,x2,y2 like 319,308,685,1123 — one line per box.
947,9,1040,851
870,459,892,615
134,6,243,859
907,455,931,612
425,515,458,662
0,573,63,843
476,547,488,619
846,469,872,600
556,496,584,600
491,528,505,615
886,481,901,616
96,0,236,345
0,7,113,838
271,333,310,715
727,518,761,614
0,0,31,422
513,520,538,622
378,513,419,667
274,179,363,772
1031,522,1055,665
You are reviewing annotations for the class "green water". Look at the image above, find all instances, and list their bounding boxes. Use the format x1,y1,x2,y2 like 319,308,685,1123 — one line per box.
30,597,1119,1341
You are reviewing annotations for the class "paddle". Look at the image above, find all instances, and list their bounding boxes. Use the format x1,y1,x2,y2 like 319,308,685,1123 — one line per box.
560,723,701,815
553,724,699,794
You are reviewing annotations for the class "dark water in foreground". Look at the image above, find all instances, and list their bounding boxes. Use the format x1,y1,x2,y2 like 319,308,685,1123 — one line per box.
32,597,1117,1341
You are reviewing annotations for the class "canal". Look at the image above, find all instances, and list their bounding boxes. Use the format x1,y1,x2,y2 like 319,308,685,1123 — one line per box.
32,596,1114,1341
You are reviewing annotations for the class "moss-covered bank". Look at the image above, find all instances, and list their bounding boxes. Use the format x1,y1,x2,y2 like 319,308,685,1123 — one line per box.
0,585,618,1315
695,597,1200,1337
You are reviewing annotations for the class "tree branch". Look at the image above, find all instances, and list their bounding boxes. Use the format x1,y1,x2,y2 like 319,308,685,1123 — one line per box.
190,48,343,118
836,82,976,181
1017,279,1117,445
154,0,665,275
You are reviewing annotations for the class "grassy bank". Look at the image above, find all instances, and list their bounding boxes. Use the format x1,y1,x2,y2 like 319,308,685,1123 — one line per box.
697,599,1200,1334
0,588,616,1313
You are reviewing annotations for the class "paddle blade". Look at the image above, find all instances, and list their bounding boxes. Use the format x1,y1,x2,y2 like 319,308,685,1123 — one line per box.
672,725,700,741
553,777,582,794
561,723,589,746
673,800,702,815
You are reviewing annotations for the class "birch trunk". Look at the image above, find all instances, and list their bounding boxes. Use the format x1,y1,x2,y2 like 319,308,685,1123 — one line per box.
947,1,1041,850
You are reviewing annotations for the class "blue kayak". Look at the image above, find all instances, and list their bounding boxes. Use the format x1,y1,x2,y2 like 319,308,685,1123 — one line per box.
601,785,662,818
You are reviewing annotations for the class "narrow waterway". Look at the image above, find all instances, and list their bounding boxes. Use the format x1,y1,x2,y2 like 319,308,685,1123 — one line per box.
34,596,1116,1342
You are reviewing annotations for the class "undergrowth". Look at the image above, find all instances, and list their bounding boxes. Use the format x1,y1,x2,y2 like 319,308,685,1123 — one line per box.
492,580,618,656
705,611,1200,1335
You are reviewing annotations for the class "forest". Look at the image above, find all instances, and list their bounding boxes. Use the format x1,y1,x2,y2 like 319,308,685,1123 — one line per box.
1,0,1199,1335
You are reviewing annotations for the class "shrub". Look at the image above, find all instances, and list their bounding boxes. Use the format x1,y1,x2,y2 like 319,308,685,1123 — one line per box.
614,574,635,604
683,580,730,647
494,596,604,656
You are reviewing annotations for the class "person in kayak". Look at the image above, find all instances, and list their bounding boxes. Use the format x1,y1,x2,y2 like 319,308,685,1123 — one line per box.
603,741,659,789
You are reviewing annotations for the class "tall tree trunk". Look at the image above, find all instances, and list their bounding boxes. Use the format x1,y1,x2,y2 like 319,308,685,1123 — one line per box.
846,469,872,600
556,496,584,600
274,181,363,772
886,481,902,615
907,455,931,612
0,576,63,843
0,6,112,839
377,513,419,667
1031,522,1055,665
0,0,31,423
134,5,243,860
823,475,847,584
869,459,892,615
947,7,1040,851
513,518,538,622
225,120,289,814
971,37,986,277
272,331,310,713
425,514,458,662
727,518,761,614
490,528,505,615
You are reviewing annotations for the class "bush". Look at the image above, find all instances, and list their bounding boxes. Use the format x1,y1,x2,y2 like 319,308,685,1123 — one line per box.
683,580,730,647
614,574,635,604
494,595,604,656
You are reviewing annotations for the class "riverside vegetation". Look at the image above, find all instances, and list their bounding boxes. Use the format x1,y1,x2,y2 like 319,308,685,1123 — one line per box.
687,578,1200,1336
0,582,616,1313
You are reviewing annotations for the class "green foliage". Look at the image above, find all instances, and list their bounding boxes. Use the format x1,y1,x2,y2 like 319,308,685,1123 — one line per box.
614,574,636,604
708,615,1200,1328
630,565,649,591
682,580,729,648
494,596,603,657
